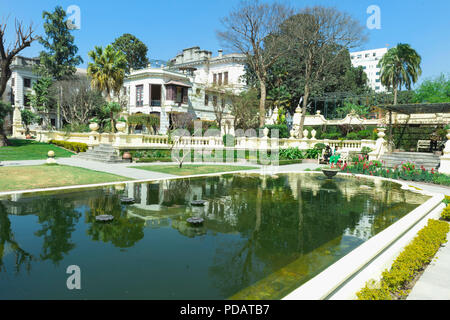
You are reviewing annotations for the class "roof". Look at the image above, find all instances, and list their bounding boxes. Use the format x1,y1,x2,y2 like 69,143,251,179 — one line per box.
377,103,450,115
165,80,192,87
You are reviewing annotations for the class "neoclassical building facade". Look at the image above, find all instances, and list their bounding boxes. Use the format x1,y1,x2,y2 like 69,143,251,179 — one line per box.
123,46,247,134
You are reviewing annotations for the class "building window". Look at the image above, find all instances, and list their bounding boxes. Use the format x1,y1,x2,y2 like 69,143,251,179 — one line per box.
213,74,217,84
376,79,380,83
218,73,222,85
224,72,228,85
11,78,15,87
136,85,144,106
213,96,217,107
221,96,225,108
205,94,209,106
24,78,31,88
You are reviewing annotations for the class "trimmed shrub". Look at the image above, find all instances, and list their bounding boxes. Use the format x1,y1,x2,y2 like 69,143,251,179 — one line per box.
279,147,304,160
262,124,290,139
357,219,449,300
49,140,88,153
346,132,359,140
441,204,450,221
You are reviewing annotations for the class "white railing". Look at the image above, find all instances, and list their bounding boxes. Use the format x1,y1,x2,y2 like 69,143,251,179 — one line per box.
17,129,378,153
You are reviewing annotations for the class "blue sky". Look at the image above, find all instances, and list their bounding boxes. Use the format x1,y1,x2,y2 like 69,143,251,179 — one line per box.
1,0,449,85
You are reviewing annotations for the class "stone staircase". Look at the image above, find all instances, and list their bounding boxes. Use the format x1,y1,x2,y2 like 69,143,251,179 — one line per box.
380,152,440,170
73,144,125,163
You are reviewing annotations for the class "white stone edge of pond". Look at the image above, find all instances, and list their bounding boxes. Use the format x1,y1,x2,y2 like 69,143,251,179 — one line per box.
282,172,446,300
0,168,445,302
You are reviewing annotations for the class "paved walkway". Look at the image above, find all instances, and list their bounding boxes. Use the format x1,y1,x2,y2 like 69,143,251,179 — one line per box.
2,157,449,299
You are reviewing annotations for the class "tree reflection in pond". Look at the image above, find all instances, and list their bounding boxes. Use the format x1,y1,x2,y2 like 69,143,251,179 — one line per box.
85,194,145,248
0,202,33,274
32,198,81,265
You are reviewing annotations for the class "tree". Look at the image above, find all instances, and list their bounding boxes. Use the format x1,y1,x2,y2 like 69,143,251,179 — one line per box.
217,0,292,127
0,101,12,146
112,33,149,73
380,43,422,105
413,73,449,103
35,6,83,79
87,45,127,132
27,77,54,127
50,77,105,126
20,109,38,134
230,88,260,131
280,6,367,137
0,18,38,146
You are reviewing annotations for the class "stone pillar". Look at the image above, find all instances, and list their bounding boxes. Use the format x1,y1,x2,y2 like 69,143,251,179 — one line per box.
159,108,169,135
439,129,450,174
12,105,24,138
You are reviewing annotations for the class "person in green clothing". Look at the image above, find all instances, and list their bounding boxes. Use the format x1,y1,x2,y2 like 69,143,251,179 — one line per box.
329,146,341,165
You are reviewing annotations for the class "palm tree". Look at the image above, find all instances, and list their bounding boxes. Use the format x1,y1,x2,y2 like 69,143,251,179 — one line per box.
87,45,127,132
380,43,422,105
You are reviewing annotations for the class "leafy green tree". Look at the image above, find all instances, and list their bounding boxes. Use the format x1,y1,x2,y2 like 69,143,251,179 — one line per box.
413,73,450,103
380,43,422,105
87,45,127,132
36,6,83,79
27,77,54,127
20,109,38,134
112,33,149,73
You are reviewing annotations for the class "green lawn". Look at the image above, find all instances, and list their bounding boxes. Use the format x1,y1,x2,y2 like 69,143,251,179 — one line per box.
0,164,131,192
0,139,75,161
130,164,259,176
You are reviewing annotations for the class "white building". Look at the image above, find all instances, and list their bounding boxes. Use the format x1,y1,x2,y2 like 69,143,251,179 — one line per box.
350,48,388,92
0,55,88,132
123,46,247,134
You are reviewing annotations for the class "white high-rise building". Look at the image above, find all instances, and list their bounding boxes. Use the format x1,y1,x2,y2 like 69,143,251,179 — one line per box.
350,48,388,92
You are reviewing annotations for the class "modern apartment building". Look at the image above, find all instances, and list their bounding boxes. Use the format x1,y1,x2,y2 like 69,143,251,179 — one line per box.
124,46,247,134
350,47,388,92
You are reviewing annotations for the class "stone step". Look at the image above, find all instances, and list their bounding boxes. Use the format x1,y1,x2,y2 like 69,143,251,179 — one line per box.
73,144,125,163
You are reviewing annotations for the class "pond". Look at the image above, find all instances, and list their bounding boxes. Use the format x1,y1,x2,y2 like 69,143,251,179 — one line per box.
0,173,430,299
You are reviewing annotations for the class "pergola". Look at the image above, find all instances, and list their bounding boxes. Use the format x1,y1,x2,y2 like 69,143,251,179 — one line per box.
377,102,450,115
376,102,450,147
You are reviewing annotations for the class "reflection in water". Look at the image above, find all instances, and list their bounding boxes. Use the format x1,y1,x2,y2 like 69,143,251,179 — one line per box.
85,194,145,248
0,173,429,299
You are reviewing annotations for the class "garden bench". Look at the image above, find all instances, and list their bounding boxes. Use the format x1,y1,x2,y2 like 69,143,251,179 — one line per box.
417,140,431,152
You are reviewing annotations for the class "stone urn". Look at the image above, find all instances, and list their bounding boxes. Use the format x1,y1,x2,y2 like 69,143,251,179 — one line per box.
321,168,339,179
122,151,132,163
377,127,386,139
116,121,127,133
89,122,99,132
263,127,269,138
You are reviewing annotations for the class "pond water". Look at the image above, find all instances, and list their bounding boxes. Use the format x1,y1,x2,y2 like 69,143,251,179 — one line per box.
0,173,430,300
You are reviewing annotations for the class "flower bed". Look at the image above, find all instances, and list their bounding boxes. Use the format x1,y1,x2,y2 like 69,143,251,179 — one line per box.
333,156,450,186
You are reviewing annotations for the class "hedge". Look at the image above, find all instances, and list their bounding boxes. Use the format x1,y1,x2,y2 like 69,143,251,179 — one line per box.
49,140,88,153
356,218,449,300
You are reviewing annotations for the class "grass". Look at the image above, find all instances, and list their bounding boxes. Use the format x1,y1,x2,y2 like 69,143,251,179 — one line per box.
0,139,75,161
130,164,259,176
0,164,131,192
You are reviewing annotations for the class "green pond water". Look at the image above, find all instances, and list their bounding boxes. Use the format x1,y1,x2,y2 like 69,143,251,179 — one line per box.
0,173,430,300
